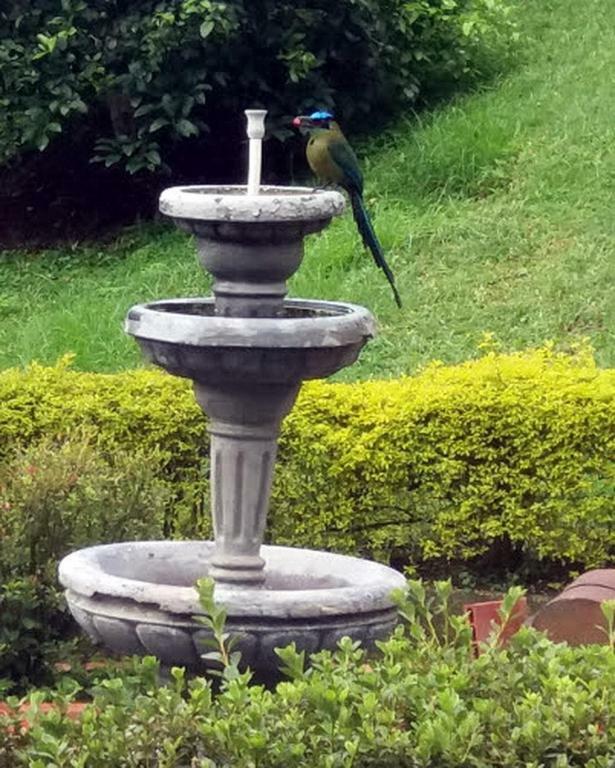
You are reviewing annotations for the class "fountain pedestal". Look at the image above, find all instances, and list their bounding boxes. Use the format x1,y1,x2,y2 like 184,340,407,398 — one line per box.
59,114,405,679
196,379,300,584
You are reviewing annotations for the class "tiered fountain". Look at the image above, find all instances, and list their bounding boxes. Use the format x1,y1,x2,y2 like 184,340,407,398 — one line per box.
59,110,405,678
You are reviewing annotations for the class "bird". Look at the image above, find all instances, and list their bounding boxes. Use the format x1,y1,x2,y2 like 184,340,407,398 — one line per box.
292,110,402,308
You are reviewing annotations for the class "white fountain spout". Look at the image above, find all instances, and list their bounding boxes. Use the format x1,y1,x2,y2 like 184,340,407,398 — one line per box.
245,109,267,196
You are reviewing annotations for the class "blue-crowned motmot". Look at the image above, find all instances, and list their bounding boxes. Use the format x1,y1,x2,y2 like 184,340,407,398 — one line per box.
293,111,402,308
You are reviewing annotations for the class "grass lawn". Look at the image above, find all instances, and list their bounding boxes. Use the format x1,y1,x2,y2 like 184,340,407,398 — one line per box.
0,0,613,379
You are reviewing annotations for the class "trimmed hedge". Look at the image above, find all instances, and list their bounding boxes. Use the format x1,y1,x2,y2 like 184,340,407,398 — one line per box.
0,347,613,572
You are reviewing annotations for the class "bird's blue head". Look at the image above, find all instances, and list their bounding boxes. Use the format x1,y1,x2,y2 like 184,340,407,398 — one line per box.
293,110,335,130
309,111,334,122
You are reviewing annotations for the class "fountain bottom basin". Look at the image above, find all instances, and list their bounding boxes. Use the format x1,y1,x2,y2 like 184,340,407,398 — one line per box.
59,542,405,679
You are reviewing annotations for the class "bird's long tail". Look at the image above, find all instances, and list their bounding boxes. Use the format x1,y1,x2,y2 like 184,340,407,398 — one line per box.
349,190,402,308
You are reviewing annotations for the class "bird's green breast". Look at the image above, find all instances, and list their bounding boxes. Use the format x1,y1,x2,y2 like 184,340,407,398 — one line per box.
306,132,347,186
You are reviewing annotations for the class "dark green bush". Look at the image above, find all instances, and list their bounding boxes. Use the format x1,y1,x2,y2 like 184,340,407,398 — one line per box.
0,578,74,693
0,0,515,174
2,583,614,766
0,433,171,690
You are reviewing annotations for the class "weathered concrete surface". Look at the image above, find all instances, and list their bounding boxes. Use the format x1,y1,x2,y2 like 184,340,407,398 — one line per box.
532,569,615,645
61,177,393,665
159,185,344,223
161,186,344,316
59,542,405,678
141,186,371,582
125,299,375,381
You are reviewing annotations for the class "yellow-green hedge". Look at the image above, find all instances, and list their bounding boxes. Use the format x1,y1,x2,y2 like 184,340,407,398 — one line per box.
1,348,613,570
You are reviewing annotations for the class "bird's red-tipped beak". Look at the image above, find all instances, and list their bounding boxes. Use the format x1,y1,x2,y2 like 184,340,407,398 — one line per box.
292,116,302,127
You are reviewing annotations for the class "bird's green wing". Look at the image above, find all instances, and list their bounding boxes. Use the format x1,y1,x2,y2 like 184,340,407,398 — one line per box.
328,138,364,195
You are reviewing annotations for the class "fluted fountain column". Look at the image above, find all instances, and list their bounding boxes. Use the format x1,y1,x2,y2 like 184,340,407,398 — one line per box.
194,381,300,583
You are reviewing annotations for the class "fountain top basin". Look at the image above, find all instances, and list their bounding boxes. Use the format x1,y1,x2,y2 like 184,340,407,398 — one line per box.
59,541,405,620
160,185,345,223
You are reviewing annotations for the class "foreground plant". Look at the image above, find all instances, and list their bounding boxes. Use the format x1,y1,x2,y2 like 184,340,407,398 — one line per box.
600,599,615,650
195,578,243,681
1,580,613,766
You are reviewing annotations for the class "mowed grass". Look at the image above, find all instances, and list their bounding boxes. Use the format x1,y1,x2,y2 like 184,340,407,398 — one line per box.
1,0,614,379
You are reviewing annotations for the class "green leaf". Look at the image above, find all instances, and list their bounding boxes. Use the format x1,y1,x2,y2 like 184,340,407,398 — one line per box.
176,118,198,137
149,117,169,133
275,643,306,680
126,157,145,174
146,149,162,166
134,103,157,118
200,20,215,39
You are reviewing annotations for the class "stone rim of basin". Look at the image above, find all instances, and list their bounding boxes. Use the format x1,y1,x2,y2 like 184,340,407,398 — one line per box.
159,185,345,222
59,541,406,619
125,298,376,349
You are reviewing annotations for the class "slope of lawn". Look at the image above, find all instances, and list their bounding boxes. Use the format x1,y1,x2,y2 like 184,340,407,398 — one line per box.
0,0,613,379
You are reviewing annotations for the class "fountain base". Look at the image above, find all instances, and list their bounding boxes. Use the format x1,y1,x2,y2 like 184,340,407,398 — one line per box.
59,541,405,679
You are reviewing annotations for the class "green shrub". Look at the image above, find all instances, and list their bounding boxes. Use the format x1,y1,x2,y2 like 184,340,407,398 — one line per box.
0,357,206,476
0,433,172,690
0,578,74,693
0,347,613,575
2,583,614,766
0,0,515,174
0,433,171,582
275,345,615,570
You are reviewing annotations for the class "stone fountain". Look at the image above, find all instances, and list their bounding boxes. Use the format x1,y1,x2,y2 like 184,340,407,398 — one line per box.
59,110,405,678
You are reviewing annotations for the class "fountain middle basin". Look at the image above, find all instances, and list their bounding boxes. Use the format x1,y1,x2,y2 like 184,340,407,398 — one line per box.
125,298,375,382
60,541,404,676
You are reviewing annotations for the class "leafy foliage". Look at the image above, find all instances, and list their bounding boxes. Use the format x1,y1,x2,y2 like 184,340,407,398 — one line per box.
276,343,615,570
0,579,74,693
1,582,614,766
195,578,244,678
601,600,615,650
0,0,515,174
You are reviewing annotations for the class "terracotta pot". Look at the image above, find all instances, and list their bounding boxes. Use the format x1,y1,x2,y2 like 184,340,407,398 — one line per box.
532,569,615,645
464,597,528,655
